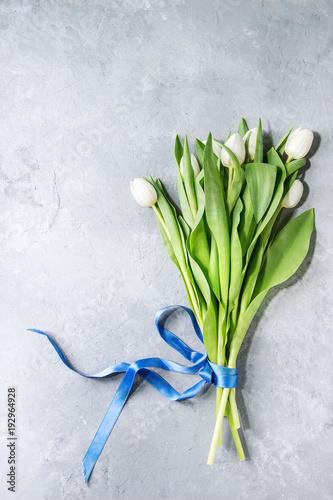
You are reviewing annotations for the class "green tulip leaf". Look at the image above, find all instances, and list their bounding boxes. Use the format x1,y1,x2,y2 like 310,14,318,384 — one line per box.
286,158,306,177
204,132,230,308
228,198,244,313
238,185,256,258
184,263,206,320
275,126,293,156
208,235,221,301
195,139,205,167
202,296,218,364
237,117,249,137
176,169,194,227
187,174,210,275
243,162,277,222
266,147,285,169
253,208,314,297
178,269,197,321
242,153,286,276
196,138,221,169
174,134,183,166
189,217,210,274
188,253,210,307
196,169,204,184
239,235,264,314
229,208,314,366
182,135,197,216
228,290,269,366
149,177,187,271
188,179,209,273
283,171,298,198
154,206,180,270
254,118,263,163
178,215,190,241
243,129,252,164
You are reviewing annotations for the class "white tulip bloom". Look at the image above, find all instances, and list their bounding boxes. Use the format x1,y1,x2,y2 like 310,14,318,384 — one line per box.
221,133,246,168
282,180,304,208
180,154,201,178
243,128,258,161
285,127,314,159
130,178,157,207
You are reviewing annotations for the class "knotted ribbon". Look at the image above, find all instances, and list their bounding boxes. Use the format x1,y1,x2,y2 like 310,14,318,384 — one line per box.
28,305,237,483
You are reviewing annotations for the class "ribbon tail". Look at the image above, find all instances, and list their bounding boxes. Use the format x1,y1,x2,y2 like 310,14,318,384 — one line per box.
82,366,138,483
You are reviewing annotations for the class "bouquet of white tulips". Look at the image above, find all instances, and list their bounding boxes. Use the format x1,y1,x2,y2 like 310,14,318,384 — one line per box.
131,118,314,465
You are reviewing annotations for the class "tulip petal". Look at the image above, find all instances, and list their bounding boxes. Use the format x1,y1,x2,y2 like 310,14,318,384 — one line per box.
130,178,157,207
282,179,304,208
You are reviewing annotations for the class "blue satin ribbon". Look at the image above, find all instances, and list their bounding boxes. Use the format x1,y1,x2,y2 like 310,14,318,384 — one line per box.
28,305,237,483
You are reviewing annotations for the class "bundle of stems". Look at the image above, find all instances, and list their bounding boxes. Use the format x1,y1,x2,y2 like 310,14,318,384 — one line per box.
132,118,314,464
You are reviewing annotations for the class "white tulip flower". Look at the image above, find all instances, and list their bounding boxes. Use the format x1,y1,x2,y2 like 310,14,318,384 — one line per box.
282,180,304,208
243,128,258,161
285,127,314,159
180,154,201,178
221,133,246,168
130,178,157,207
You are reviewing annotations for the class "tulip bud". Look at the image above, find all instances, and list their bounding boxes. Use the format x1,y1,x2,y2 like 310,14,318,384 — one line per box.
221,133,246,167
130,178,157,207
180,154,200,178
282,180,304,208
243,128,258,161
203,138,222,158
285,127,314,159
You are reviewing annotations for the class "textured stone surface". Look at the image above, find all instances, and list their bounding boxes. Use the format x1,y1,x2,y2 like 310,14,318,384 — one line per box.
0,0,333,498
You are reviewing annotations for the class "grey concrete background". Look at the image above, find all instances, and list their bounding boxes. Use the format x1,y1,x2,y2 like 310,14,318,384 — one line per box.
0,0,332,499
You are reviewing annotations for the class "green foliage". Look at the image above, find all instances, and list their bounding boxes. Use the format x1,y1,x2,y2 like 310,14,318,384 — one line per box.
275,126,293,156
174,134,183,165
237,117,248,137
254,118,263,163
147,120,315,462
254,209,314,297
243,162,277,222
203,133,230,309
150,122,314,366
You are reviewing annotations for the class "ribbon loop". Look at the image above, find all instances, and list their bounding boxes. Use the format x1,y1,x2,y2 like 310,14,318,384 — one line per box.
27,305,237,483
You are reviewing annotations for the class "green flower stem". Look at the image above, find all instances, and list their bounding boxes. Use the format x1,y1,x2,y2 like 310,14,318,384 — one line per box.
229,389,240,429
207,387,230,465
285,155,293,164
153,205,202,326
216,308,227,446
216,388,223,446
152,205,170,239
212,389,244,462
229,424,245,461
226,402,245,460
262,206,282,253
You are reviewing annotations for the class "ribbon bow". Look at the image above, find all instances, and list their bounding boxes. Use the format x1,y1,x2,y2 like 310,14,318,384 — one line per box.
28,305,237,483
